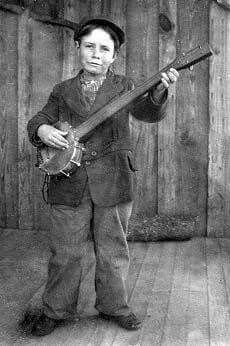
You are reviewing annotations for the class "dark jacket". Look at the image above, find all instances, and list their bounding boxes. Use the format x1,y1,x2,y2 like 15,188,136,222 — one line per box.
27,70,168,207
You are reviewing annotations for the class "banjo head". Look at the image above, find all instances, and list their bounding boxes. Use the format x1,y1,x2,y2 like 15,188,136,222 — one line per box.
38,123,84,176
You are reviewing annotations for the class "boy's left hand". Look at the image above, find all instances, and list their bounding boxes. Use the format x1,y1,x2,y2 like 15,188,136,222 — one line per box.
151,67,179,102
158,68,179,90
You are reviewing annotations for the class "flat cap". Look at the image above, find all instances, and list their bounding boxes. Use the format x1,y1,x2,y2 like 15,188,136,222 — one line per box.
74,16,125,46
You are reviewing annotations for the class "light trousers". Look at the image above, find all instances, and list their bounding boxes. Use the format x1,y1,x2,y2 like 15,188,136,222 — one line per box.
42,185,133,319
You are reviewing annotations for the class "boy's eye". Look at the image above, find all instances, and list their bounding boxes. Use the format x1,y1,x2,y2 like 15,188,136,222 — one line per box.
101,46,110,52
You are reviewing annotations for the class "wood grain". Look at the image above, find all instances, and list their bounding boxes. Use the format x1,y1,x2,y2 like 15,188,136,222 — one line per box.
113,242,163,345
0,10,18,228
158,0,177,215
206,238,230,344
0,0,229,237
207,3,230,237
2,234,230,344
18,10,34,229
159,239,209,346
62,0,80,80
110,0,127,76
30,17,64,231
126,0,159,218
175,0,209,235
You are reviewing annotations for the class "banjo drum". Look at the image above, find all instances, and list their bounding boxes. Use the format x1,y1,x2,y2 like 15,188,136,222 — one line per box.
37,121,85,177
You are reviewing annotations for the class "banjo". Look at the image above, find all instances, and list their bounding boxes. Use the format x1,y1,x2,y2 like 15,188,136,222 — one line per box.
37,43,213,177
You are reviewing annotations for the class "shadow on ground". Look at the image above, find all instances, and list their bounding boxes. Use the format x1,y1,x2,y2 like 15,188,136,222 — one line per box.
0,228,98,345
0,229,50,343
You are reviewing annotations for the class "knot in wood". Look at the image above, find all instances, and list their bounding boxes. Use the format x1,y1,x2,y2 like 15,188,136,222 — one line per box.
159,13,173,33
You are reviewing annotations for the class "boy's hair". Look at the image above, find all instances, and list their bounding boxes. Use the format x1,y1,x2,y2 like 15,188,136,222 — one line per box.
75,23,121,53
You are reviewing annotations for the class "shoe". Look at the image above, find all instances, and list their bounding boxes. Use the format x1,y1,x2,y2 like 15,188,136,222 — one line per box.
99,312,142,330
30,313,61,337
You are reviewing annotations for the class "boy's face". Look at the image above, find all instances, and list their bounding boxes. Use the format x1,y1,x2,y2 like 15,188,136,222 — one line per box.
78,28,116,76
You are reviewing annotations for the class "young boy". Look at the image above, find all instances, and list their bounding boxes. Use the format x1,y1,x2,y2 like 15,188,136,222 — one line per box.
27,16,179,336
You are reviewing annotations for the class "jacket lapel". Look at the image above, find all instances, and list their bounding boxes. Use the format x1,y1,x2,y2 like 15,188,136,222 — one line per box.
62,74,88,119
89,72,125,115
62,71,126,121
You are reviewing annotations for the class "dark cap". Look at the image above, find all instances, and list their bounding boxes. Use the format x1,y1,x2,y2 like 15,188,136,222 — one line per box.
74,16,125,46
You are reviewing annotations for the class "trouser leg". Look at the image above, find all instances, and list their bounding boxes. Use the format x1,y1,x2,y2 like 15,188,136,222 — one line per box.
42,192,92,320
93,201,133,316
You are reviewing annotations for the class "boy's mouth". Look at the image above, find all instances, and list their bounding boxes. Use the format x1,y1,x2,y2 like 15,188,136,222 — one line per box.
89,62,101,66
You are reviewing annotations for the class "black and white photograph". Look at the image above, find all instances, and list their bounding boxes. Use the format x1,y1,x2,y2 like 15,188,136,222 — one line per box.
0,0,229,345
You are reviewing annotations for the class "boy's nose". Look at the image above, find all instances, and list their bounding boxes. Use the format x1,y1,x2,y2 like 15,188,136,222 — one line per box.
92,48,100,58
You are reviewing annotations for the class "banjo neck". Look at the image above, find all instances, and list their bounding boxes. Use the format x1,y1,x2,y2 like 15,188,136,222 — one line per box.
38,44,212,176
73,44,212,140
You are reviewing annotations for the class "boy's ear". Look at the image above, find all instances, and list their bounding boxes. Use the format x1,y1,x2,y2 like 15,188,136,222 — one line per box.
113,50,118,60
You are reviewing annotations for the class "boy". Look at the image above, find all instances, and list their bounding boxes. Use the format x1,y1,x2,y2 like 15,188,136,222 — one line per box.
27,16,179,336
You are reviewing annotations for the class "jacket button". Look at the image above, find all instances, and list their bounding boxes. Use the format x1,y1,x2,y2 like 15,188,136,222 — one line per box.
85,161,91,166
91,151,97,156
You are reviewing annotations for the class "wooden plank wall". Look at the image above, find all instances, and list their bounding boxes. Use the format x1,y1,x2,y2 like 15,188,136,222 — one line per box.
0,9,19,229
208,1,230,237
127,0,159,217
158,0,210,236
0,0,229,237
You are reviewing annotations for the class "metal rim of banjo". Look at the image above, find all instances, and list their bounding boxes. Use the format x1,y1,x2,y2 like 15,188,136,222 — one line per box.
39,140,84,177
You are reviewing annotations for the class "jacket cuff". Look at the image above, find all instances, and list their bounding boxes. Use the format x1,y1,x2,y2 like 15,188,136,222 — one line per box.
31,132,44,147
27,118,50,147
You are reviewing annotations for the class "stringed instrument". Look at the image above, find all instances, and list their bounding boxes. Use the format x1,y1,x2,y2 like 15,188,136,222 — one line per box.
37,43,213,177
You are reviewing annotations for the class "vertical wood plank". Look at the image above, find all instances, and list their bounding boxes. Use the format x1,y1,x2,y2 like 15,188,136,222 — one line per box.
29,19,64,230
207,3,230,237
18,9,34,229
158,0,177,215
89,0,103,16
176,0,209,235
126,0,159,218
62,0,80,80
110,0,126,76
0,10,19,228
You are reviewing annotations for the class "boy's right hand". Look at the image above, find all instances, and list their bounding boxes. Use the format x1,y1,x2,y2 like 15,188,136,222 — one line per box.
37,124,69,150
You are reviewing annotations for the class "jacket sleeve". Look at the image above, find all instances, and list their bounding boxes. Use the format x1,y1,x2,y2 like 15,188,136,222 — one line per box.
126,78,168,123
27,84,60,147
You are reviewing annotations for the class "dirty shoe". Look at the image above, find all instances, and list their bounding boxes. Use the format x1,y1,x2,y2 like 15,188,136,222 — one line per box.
31,313,62,337
99,311,142,330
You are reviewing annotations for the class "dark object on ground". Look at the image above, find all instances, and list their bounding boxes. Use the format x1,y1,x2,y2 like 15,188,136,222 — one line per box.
19,309,64,337
98,312,142,330
30,313,63,337
127,214,197,241
18,308,44,335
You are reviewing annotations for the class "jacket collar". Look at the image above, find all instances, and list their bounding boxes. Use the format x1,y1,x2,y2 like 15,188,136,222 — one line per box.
62,70,125,120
